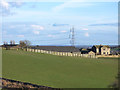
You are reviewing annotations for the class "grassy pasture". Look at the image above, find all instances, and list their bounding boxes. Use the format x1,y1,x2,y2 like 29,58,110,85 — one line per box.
2,50,118,88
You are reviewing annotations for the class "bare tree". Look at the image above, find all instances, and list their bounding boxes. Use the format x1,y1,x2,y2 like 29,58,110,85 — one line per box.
10,40,15,45
3,41,8,45
24,40,31,47
10,40,12,45
19,40,31,49
19,41,26,48
13,40,15,45
3,41,10,50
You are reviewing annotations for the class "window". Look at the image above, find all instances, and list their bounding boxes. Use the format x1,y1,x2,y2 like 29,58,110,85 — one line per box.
103,52,105,54
107,52,108,54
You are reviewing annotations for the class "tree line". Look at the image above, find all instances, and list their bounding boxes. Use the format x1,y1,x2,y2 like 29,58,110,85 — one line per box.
3,40,31,50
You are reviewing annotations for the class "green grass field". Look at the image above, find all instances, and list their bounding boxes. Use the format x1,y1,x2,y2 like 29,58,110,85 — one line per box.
2,50,118,88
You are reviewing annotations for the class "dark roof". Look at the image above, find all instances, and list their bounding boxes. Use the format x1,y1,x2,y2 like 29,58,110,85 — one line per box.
30,46,80,52
81,50,89,54
80,48,94,54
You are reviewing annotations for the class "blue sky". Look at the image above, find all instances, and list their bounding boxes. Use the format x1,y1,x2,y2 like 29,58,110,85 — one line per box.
0,1,118,45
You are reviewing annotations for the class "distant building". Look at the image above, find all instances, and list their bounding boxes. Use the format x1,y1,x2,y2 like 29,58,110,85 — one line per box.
80,48,89,54
2,44,19,50
80,48,95,55
88,51,95,56
92,45,110,55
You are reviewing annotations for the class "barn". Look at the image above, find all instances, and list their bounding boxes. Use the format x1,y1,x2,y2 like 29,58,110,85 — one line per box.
30,46,80,52
27,46,82,57
26,46,97,58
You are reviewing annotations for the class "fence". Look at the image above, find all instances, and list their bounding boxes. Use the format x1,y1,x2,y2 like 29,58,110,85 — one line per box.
26,48,97,58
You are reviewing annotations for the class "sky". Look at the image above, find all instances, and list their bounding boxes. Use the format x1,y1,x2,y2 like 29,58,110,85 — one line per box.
0,0,118,45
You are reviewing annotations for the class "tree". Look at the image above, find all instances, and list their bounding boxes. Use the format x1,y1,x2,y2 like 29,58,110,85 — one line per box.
3,41,8,45
5,46,10,50
19,40,31,49
24,40,31,47
19,41,26,48
10,40,15,45
3,41,10,50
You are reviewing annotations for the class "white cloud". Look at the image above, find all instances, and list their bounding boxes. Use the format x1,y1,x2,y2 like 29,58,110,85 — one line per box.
0,0,11,16
82,28,88,30
13,2,23,6
61,30,67,33
33,30,40,35
52,1,94,12
17,35,24,37
31,25,44,30
9,2,25,8
84,32,89,37
13,24,26,27
48,34,56,38
0,0,25,16
1,0,9,10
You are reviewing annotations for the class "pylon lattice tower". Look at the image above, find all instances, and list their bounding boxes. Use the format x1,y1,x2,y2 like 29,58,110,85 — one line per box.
69,26,75,46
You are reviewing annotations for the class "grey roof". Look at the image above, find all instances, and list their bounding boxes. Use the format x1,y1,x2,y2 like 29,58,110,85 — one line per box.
31,46,80,52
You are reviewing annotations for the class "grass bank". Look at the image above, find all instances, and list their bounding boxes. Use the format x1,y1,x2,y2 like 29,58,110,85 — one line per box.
2,50,118,88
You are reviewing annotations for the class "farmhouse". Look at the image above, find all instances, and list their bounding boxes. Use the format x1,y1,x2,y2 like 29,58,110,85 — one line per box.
80,45,110,55
92,45,110,55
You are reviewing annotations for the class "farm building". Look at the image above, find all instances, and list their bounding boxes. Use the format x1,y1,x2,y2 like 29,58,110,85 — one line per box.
27,46,83,57
80,48,95,55
80,45,110,55
92,45,110,55
30,46,80,53
80,48,88,54
27,46,96,58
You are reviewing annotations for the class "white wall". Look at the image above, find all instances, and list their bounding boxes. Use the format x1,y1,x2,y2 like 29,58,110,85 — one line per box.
26,48,96,58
